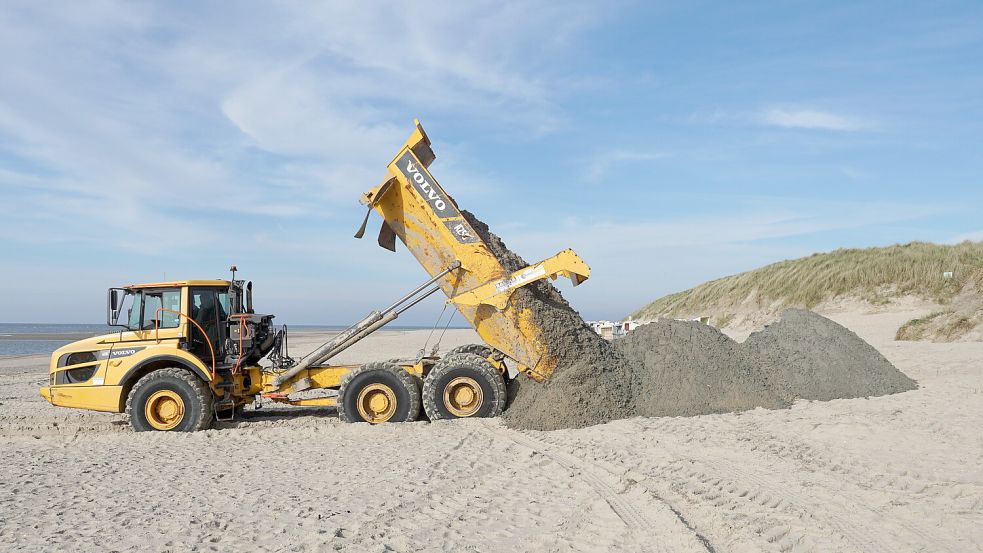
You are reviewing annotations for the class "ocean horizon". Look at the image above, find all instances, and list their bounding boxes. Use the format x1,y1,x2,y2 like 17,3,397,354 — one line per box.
0,322,470,357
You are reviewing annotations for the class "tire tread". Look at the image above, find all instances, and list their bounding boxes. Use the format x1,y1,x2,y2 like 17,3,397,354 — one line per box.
125,367,214,432
422,353,506,421
337,362,420,423
446,343,493,359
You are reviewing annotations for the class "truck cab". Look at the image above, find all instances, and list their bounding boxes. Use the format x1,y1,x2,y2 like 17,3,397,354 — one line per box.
40,280,273,430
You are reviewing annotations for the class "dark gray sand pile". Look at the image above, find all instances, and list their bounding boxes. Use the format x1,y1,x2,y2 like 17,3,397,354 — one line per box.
744,308,917,401
462,212,917,431
618,320,791,417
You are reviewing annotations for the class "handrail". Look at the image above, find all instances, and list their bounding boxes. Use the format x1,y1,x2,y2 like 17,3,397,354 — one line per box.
154,307,216,380
230,315,250,374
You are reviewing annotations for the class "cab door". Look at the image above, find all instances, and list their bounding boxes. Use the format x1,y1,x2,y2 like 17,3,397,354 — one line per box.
189,287,230,364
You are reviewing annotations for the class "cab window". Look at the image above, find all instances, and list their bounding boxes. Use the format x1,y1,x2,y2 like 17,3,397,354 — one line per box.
218,292,231,318
132,289,181,330
144,290,181,329
126,294,141,329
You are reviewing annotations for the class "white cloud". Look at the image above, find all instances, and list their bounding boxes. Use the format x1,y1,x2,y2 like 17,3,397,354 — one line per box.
0,1,621,323
756,108,871,131
0,1,606,254
689,106,874,133
949,230,983,243
512,199,946,254
585,149,671,181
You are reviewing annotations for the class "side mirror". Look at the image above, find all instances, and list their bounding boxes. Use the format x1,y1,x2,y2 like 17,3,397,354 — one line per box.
107,288,124,326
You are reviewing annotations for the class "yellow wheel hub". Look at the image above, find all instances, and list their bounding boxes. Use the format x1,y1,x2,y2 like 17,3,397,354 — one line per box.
443,377,484,417
356,384,398,423
145,390,185,431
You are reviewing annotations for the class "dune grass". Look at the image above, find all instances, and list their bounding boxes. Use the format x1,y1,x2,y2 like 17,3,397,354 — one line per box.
633,241,983,320
895,310,977,341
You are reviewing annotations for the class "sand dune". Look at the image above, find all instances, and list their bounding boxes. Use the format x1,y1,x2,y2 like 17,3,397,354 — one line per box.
1,314,981,552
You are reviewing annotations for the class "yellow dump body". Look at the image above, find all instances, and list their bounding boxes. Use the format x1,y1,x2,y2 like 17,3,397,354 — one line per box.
360,121,589,381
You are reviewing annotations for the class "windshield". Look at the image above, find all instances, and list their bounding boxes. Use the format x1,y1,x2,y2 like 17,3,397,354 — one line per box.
112,289,181,330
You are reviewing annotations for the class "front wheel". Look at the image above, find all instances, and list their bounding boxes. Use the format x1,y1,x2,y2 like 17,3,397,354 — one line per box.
126,368,214,432
422,353,506,420
337,362,421,424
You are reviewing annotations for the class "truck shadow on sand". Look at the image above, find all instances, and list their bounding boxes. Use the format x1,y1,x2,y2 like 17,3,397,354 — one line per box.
214,406,341,428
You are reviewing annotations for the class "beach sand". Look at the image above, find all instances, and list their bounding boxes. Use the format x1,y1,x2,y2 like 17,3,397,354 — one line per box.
1,311,981,552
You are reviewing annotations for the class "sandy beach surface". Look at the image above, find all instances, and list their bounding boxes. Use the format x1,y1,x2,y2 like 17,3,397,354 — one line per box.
1,311,981,552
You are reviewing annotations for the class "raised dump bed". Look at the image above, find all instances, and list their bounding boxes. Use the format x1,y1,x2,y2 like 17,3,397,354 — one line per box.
358,120,590,381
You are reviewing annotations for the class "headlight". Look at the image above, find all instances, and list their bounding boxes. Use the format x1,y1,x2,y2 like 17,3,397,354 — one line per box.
55,365,97,385
58,351,95,367
57,350,114,368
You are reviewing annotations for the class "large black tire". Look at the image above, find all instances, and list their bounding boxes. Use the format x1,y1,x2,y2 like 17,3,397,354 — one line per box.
126,367,214,432
337,362,421,424
446,343,493,359
422,353,506,421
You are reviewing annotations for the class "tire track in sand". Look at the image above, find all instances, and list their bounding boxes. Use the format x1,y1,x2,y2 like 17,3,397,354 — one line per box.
341,425,492,548
479,420,712,553
671,449,968,552
534,423,969,553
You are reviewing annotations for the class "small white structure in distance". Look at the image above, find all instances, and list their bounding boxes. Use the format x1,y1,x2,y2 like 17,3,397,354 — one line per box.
588,317,649,340
589,316,711,340
613,318,644,338
588,320,616,340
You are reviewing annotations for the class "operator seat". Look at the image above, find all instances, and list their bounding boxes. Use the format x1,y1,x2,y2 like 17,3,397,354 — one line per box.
193,293,220,355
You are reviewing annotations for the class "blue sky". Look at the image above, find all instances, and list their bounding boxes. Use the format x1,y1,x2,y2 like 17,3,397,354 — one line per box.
1,1,981,325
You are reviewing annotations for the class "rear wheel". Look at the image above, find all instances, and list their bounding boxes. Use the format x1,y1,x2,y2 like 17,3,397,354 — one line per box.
446,343,493,359
126,368,214,432
422,353,506,420
337,362,420,424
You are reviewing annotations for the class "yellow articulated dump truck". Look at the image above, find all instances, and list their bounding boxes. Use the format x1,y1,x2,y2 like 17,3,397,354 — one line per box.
40,120,590,431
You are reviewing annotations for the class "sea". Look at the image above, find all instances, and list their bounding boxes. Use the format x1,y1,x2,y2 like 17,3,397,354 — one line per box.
0,323,465,358
0,323,114,357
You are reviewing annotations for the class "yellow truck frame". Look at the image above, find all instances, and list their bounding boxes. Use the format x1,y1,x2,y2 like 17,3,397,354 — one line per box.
40,120,590,431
